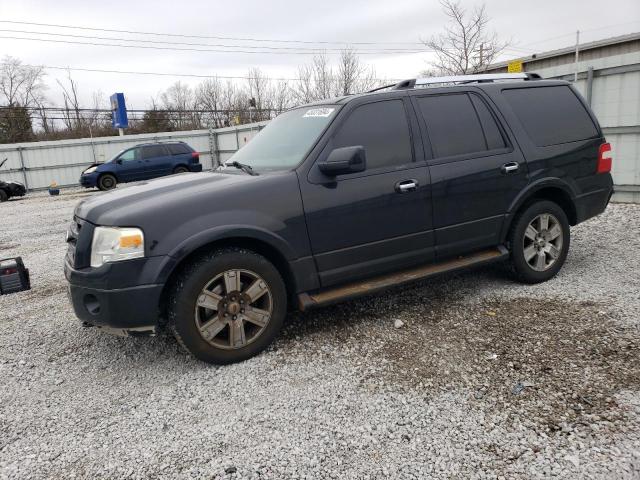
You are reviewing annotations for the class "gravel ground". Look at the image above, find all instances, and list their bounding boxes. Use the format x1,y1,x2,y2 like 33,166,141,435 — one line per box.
1,188,639,479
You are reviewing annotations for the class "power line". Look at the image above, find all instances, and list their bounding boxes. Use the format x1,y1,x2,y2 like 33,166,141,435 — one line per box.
0,35,427,55
0,20,425,46
22,64,402,83
0,29,426,53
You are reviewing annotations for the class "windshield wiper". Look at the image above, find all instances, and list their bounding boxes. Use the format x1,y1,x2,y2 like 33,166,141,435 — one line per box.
225,161,258,176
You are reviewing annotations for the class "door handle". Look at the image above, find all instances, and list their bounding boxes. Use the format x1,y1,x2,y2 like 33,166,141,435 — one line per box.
501,162,519,174
395,179,418,193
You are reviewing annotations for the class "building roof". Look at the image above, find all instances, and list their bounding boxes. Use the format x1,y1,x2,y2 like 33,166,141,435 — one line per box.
487,31,640,70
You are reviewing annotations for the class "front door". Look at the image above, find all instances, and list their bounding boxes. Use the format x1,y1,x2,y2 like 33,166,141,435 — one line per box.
300,98,433,287
410,91,529,259
115,147,144,182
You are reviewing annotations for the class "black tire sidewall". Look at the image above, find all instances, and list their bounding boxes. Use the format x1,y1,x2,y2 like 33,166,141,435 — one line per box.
98,174,116,191
174,166,189,174
169,249,287,364
510,200,570,284
0,190,7,202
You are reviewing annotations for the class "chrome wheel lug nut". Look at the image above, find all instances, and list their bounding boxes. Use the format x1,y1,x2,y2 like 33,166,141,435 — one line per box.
232,315,237,320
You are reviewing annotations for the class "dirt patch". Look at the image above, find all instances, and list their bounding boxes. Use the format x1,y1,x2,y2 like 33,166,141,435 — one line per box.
280,293,640,436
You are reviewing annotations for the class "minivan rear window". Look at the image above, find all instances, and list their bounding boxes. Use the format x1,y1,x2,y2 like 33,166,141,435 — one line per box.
503,86,598,147
167,143,192,155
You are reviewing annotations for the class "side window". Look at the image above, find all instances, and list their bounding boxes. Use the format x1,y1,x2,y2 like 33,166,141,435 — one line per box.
332,100,413,170
416,93,489,159
142,145,168,159
502,86,598,147
167,143,191,155
118,148,138,162
470,95,506,150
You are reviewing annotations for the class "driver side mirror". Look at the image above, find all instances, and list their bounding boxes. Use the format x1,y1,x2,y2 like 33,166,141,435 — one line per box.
318,146,366,176
116,159,123,165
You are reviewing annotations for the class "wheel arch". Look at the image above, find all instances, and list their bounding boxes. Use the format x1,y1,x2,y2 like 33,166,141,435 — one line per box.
501,180,578,243
158,234,299,321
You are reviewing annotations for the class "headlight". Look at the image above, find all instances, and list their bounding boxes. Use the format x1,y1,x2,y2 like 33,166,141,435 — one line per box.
90,227,144,268
84,166,97,174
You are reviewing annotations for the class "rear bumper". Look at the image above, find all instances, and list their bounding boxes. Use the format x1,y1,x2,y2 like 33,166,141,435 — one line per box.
65,256,164,332
188,163,203,172
575,186,613,224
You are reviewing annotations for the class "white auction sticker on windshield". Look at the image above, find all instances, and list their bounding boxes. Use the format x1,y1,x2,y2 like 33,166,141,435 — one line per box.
303,107,335,118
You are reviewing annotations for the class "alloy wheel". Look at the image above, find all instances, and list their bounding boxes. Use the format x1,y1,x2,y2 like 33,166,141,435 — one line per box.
194,269,273,350
522,213,563,272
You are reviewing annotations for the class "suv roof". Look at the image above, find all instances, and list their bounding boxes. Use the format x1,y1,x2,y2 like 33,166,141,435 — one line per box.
309,72,555,107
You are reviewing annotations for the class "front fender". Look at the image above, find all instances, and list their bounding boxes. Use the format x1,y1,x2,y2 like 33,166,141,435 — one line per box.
153,224,299,285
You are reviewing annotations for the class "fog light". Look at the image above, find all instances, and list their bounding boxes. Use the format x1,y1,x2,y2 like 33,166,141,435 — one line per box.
0,257,31,295
83,294,101,315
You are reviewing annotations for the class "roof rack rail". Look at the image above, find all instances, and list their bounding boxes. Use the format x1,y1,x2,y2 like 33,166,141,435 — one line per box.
392,72,541,90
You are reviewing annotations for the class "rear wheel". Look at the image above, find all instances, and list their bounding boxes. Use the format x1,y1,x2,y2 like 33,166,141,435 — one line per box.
168,248,287,364
509,200,570,284
173,166,189,174
97,173,117,191
0,189,7,202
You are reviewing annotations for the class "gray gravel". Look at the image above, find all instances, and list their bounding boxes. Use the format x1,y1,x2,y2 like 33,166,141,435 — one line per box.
1,188,639,479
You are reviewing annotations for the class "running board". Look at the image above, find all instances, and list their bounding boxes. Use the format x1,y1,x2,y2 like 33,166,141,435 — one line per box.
298,246,509,311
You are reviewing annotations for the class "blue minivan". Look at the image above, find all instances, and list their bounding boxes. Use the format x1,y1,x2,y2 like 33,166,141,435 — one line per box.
80,142,203,191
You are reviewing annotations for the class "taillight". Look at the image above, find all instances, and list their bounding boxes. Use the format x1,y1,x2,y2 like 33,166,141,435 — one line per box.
597,143,612,174
191,152,200,163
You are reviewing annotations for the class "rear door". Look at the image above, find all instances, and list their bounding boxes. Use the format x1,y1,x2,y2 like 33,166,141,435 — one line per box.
167,143,194,171
300,98,433,287
140,144,172,178
411,90,528,259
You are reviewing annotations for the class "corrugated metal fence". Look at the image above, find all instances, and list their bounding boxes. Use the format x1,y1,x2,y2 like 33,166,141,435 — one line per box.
0,121,268,190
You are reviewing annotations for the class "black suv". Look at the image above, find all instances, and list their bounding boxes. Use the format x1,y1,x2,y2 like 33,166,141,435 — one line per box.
65,73,614,364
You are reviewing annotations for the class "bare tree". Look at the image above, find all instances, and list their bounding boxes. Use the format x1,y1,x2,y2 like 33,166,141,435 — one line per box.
0,56,47,141
195,78,224,127
422,1,509,75
336,48,377,95
0,56,47,107
161,81,199,129
56,71,83,132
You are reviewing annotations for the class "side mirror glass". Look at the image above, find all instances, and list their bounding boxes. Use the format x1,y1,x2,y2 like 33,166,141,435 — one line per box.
318,146,366,176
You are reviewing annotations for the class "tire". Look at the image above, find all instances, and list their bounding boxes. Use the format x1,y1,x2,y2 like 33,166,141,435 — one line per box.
0,189,7,202
509,200,570,284
168,248,287,364
97,173,117,191
173,166,189,174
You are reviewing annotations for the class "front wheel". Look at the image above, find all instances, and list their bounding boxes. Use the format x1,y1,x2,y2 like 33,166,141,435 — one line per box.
0,189,7,202
168,248,287,364
509,200,570,284
97,173,117,191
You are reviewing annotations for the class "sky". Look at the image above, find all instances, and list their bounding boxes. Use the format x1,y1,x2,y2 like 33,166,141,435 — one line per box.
0,0,639,109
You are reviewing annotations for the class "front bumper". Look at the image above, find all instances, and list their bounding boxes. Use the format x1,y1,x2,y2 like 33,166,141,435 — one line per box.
65,256,165,333
79,172,99,187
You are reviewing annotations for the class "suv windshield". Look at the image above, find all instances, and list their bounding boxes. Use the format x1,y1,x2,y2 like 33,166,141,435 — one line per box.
227,105,339,171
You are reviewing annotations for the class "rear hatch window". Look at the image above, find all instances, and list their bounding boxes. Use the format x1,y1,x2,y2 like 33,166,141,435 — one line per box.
503,85,598,147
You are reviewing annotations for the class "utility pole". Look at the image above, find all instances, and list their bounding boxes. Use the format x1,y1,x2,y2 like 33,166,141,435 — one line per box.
574,30,580,82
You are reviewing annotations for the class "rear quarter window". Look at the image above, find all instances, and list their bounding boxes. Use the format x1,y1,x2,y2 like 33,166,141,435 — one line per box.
167,143,192,155
502,85,598,147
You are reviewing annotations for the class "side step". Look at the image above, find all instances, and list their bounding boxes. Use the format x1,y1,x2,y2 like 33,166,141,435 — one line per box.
298,246,509,311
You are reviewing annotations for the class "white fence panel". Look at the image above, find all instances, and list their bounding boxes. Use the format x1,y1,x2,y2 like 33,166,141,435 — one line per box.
0,122,268,190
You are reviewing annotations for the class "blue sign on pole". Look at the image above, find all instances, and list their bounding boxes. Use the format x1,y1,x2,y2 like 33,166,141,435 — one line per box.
110,93,128,129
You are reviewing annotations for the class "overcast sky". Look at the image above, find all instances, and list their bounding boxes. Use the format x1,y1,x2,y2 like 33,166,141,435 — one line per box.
1,0,639,108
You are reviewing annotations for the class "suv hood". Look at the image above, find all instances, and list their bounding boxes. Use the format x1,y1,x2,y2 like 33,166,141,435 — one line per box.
75,171,254,225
